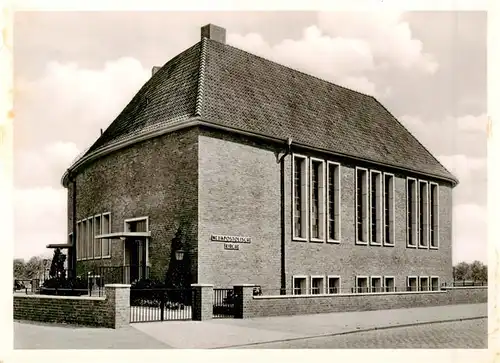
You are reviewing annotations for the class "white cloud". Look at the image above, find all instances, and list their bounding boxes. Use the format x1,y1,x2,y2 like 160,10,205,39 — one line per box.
437,154,486,182
14,187,67,260
228,14,436,96
456,113,487,133
14,57,150,153
453,204,487,263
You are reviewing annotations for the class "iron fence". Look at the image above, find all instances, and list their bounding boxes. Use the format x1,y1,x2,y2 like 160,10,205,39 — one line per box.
449,280,487,287
130,288,193,322
213,288,235,318
97,265,150,285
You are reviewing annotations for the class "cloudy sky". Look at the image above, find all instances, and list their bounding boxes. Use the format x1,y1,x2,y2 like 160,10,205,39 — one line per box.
13,11,487,263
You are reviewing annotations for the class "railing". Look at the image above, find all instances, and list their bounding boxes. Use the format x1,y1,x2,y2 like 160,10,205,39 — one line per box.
97,265,151,285
449,280,487,287
213,288,235,318
130,288,192,322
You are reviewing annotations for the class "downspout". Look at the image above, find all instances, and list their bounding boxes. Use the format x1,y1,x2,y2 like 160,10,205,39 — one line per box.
69,170,77,279
278,138,292,295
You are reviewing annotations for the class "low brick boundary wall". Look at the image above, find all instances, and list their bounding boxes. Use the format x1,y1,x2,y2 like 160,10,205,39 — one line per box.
13,284,130,328
236,285,487,318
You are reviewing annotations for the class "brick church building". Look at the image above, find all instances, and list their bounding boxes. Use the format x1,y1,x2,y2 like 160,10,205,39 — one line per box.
56,24,458,295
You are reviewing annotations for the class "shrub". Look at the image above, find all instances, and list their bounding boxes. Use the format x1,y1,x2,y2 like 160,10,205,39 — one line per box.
40,277,88,296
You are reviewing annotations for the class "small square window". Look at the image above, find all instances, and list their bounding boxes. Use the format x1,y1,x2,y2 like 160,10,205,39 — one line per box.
431,277,440,291
407,276,418,292
293,276,307,295
356,276,369,293
419,276,429,291
384,276,395,292
327,276,341,294
370,276,382,293
311,276,325,295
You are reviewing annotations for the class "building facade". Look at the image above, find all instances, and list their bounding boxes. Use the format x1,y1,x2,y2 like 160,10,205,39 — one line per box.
59,24,457,295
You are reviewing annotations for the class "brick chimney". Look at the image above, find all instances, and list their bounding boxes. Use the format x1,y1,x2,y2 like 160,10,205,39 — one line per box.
201,24,226,44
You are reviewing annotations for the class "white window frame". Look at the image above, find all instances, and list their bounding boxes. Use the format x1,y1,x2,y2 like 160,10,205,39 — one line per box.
406,177,418,248
383,173,395,247
292,275,308,295
355,276,369,294
101,212,112,258
355,167,369,245
407,276,418,292
429,182,440,249
310,275,326,295
309,158,326,242
370,276,383,293
327,161,341,243
87,217,94,260
384,276,395,292
430,276,440,291
76,220,81,261
94,215,102,259
123,216,150,268
418,180,429,249
81,218,88,260
292,154,309,241
327,275,341,294
369,170,383,246
419,276,430,291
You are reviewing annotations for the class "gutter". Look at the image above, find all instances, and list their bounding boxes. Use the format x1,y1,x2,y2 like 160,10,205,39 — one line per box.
61,117,459,188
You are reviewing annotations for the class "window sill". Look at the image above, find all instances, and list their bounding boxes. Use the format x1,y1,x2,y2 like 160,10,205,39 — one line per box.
370,241,382,246
429,246,439,250
355,241,368,246
383,243,395,247
418,245,429,249
310,238,325,243
102,255,111,259
327,239,340,244
406,244,417,249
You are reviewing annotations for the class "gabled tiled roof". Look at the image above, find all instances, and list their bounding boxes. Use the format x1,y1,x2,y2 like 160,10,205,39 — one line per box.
76,37,457,185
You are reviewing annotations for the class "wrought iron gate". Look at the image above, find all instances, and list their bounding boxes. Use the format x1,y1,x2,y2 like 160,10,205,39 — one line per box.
130,288,193,323
213,288,235,319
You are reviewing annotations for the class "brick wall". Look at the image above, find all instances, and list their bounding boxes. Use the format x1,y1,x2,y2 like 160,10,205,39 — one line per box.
13,284,130,328
68,127,199,283
242,287,487,318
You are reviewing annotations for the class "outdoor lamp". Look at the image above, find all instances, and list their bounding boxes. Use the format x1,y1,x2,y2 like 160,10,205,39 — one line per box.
175,249,185,261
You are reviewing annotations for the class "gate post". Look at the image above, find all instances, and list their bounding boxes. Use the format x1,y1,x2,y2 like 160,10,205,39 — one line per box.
233,284,256,319
191,284,213,321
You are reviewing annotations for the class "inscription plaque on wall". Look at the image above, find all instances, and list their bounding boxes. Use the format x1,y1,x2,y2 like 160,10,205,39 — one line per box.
210,234,252,243
224,243,240,250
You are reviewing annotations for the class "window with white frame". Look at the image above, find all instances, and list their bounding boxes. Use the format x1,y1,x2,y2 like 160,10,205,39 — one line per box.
293,276,307,295
430,183,439,249
419,276,429,291
370,171,383,245
327,162,341,242
76,221,81,260
327,276,341,294
356,168,369,244
431,276,440,291
419,181,429,248
102,213,111,257
370,276,382,293
356,276,369,293
81,219,87,259
384,276,395,292
407,178,418,247
383,173,395,246
310,159,325,241
87,218,94,259
311,276,325,295
293,155,308,240
407,276,418,292
94,215,102,258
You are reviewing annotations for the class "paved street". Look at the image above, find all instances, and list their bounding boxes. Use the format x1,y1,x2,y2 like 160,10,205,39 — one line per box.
234,318,488,349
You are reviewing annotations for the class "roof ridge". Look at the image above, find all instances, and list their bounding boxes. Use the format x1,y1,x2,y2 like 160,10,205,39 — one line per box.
209,38,374,100
195,37,208,116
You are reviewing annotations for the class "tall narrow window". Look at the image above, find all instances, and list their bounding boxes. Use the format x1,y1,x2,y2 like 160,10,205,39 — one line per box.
76,221,81,260
419,276,429,291
102,213,111,257
310,159,325,241
81,219,87,259
327,162,341,242
94,215,102,258
419,181,429,248
383,173,395,246
87,218,94,259
293,155,308,240
430,183,439,249
356,168,369,244
370,171,382,245
407,178,417,247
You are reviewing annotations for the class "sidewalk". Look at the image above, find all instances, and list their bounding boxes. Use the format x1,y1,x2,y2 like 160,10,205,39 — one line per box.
132,303,487,349
14,303,487,349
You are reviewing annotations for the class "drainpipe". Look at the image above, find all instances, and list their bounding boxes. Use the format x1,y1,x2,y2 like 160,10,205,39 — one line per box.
278,138,292,295
69,170,77,279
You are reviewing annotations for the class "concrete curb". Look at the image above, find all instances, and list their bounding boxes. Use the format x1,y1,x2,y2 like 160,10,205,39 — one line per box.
214,315,488,349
